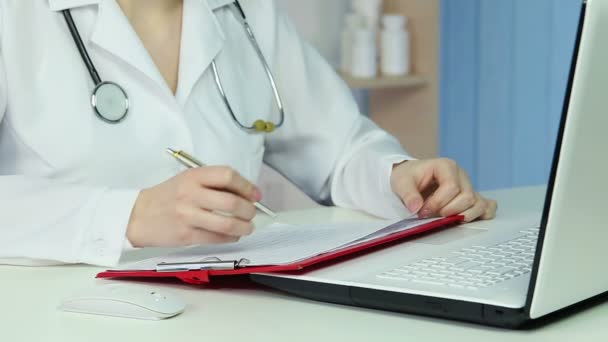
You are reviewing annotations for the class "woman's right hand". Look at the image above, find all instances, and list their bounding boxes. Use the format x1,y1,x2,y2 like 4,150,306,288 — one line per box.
126,166,261,248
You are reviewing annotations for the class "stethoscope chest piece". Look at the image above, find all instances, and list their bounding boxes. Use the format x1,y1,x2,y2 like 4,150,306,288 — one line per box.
91,81,129,123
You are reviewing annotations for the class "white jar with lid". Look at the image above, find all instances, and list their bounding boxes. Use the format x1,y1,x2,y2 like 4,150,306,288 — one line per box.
380,14,410,76
350,28,377,78
340,13,366,73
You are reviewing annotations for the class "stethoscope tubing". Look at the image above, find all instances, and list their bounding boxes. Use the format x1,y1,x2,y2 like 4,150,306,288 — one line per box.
62,10,102,85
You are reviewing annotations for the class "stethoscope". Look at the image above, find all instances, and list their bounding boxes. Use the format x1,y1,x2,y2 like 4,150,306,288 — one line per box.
61,1,285,133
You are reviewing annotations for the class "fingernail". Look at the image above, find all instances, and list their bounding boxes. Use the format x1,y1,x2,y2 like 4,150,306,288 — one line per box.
253,188,262,202
406,199,423,214
419,209,432,218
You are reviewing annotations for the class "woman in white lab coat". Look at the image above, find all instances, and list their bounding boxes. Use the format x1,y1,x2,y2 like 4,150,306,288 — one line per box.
0,0,496,266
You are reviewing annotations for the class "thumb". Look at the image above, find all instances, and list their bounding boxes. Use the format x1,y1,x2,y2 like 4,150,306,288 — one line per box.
394,176,424,214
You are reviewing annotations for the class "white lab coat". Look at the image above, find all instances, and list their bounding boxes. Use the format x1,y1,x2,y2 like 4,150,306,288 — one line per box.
0,0,412,266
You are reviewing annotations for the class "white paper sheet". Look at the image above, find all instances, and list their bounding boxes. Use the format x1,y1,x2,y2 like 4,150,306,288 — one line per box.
116,217,443,271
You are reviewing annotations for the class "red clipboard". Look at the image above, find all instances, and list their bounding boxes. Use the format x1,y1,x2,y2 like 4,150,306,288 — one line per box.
97,216,463,285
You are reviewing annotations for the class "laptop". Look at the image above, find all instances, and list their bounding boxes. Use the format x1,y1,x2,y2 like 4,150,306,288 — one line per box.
251,0,608,328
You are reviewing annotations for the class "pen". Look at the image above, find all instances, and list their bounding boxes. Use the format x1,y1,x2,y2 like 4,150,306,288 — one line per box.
166,148,277,218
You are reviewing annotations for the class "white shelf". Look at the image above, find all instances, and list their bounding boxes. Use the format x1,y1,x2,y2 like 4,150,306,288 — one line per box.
338,72,427,89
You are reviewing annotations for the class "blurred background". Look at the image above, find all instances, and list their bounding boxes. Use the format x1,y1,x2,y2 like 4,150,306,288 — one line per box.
277,0,581,192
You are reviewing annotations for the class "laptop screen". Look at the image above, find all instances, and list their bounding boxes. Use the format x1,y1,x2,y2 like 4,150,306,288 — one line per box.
527,0,608,319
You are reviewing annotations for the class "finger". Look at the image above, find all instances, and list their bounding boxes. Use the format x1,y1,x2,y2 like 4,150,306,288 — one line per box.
437,169,478,217
186,208,255,237
178,227,240,246
419,162,462,217
481,199,498,220
433,158,461,184
419,182,461,218
191,167,259,201
460,195,488,222
457,168,475,193
438,191,477,218
392,174,425,214
196,188,257,221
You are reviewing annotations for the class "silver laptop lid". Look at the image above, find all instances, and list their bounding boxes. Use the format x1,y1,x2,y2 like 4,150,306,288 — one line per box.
528,0,608,319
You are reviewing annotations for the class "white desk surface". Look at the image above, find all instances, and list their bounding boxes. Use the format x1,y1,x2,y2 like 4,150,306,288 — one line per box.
2,186,608,341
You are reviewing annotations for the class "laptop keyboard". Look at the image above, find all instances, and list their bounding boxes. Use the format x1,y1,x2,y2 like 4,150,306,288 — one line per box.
377,228,540,290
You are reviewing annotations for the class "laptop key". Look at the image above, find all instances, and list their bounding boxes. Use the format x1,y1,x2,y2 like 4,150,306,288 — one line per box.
467,266,487,274
457,280,475,286
488,266,513,276
430,264,446,270
456,261,483,270
429,273,447,278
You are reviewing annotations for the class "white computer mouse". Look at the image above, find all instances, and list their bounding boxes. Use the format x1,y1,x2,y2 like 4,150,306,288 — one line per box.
59,284,186,320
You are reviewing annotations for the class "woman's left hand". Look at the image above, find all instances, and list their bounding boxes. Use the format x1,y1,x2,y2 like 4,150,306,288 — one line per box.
390,159,498,222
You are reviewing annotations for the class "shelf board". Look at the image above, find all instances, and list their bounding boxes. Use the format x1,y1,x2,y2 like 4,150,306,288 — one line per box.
338,72,427,90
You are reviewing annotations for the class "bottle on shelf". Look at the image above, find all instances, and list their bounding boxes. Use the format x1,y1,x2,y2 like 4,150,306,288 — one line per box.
380,14,411,76
346,0,382,79
340,13,366,73
350,28,378,78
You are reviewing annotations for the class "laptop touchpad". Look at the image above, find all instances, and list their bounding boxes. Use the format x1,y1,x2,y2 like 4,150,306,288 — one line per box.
413,227,486,245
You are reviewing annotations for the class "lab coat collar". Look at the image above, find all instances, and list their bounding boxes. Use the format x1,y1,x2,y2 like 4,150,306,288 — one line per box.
49,0,171,94
48,0,100,11
50,0,230,104
175,0,227,104
88,1,171,96
207,0,236,10
48,0,234,11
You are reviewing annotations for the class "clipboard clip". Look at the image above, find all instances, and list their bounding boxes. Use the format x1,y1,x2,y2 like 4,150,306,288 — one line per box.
155,257,251,272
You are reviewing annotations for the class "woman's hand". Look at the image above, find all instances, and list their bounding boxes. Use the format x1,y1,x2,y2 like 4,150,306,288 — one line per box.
391,159,497,222
126,167,261,248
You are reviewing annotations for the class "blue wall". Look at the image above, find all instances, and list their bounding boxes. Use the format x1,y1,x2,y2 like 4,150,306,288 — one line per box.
440,0,581,190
